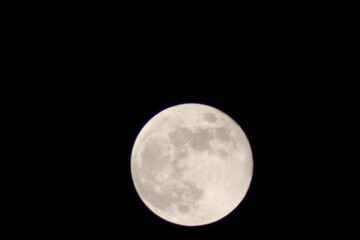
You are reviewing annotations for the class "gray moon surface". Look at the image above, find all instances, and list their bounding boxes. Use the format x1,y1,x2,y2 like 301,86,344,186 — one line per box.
131,103,253,226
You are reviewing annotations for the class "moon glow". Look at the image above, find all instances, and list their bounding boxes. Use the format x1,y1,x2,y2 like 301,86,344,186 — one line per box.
131,104,253,226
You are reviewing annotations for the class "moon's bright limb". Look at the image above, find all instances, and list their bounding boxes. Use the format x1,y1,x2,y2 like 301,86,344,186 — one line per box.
131,103,253,226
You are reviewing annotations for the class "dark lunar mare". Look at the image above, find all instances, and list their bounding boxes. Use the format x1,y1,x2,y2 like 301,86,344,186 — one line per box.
135,134,204,214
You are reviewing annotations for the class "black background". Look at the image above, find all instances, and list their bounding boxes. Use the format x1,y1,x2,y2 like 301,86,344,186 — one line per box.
60,82,278,238
37,69,298,238
10,4,352,238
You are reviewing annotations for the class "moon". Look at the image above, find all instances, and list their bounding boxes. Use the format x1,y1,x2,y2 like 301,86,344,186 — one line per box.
131,103,253,226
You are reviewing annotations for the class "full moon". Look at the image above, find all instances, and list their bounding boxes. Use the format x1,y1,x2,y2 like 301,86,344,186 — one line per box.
131,103,253,226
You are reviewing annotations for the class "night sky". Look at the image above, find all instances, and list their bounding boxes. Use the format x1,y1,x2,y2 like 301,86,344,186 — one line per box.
54,79,280,238
17,8,342,237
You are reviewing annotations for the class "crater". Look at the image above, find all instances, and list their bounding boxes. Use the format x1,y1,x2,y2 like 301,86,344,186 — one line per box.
182,180,204,201
190,128,214,151
138,181,173,211
204,112,217,123
178,205,190,213
138,178,204,214
218,149,229,159
215,126,231,142
168,127,192,147
173,180,204,212
175,147,188,160
141,138,169,180
172,157,189,179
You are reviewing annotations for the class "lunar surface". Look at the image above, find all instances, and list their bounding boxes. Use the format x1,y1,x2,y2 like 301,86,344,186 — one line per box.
131,103,253,226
